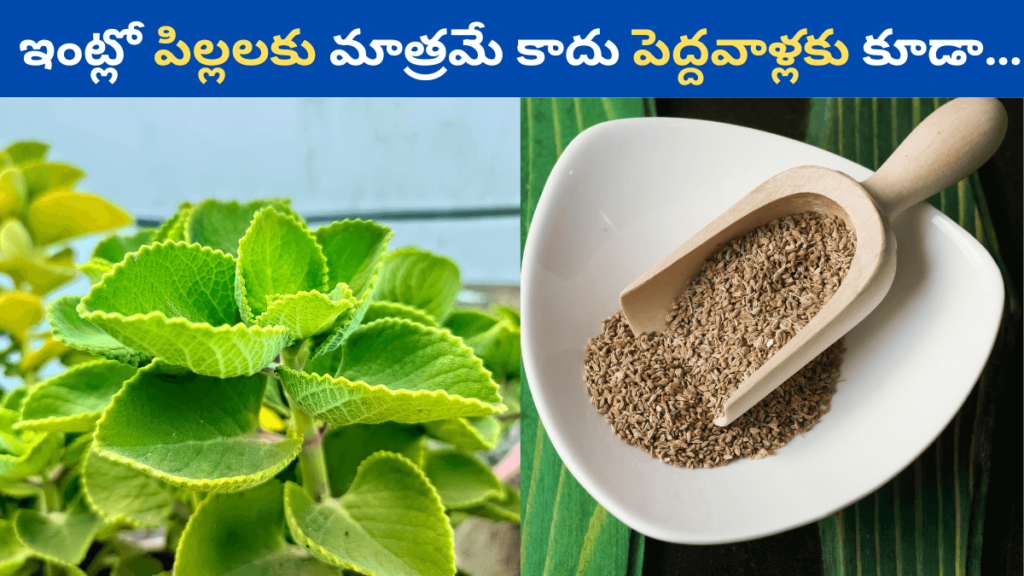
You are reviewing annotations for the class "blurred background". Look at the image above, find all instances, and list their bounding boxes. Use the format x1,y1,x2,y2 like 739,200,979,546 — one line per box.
0,97,519,285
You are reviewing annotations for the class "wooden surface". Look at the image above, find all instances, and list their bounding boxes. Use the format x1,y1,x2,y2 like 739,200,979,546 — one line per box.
520,98,654,576
523,97,1021,576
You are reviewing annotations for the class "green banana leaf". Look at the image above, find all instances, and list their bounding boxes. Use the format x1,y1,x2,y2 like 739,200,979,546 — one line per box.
809,97,1017,576
521,98,653,576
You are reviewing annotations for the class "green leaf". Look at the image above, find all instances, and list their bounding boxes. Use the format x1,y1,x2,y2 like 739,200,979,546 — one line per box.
422,450,503,510
0,389,28,413
0,519,32,576
302,344,343,378
2,142,48,166
79,258,113,285
424,416,500,451
0,411,62,482
445,309,521,381
322,423,424,496
13,508,102,567
459,482,521,523
277,318,503,426
362,301,438,328
186,198,295,257
307,220,393,359
493,304,520,327
20,162,84,199
82,449,174,528
153,202,192,242
79,242,290,378
374,247,460,320
61,433,93,469
112,554,164,576
284,452,455,576
315,220,393,300
255,284,355,341
92,229,158,265
27,189,133,245
175,480,342,576
17,360,137,433
47,296,150,367
236,207,329,321
93,361,302,493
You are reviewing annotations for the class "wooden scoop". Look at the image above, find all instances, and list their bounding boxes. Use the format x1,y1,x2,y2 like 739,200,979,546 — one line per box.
619,98,1007,427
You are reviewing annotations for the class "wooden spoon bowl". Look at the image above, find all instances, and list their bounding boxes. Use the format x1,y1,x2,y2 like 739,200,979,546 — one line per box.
619,98,1007,426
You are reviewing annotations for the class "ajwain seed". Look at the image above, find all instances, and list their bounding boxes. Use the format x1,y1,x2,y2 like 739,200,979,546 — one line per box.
583,212,855,469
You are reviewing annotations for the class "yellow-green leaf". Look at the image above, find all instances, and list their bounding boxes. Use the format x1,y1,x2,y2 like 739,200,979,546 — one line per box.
0,291,44,342
0,168,26,220
27,189,132,245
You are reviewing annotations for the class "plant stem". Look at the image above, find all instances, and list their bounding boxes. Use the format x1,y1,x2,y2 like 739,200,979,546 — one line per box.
41,477,60,512
280,343,331,502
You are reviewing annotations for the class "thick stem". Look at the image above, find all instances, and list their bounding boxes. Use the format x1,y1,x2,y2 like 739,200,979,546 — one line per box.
280,343,331,502
41,478,61,576
292,407,331,501
41,477,60,512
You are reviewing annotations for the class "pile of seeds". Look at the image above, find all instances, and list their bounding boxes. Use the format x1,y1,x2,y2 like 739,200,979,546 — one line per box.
584,212,856,468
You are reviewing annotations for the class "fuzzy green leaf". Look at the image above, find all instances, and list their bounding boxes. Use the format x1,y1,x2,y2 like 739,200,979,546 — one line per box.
153,202,192,242
61,433,93,469
0,520,32,576
83,241,238,324
362,301,438,328
444,309,521,381
277,318,502,426
17,360,137,433
374,247,460,320
422,450,503,510
302,344,343,379
284,452,455,576
79,258,113,285
47,296,150,367
13,508,102,567
186,199,295,257
91,229,158,265
315,220,392,300
175,480,342,576
323,423,424,496
79,242,290,377
0,389,28,413
460,482,521,523
236,207,329,321
82,449,174,528
0,410,62,482
93,361,302,493
20,162,84,199
307,221,393,359
255,284,355,341
423,416,500,451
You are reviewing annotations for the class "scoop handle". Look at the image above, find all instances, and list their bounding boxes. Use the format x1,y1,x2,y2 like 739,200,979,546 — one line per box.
861,98,1007,219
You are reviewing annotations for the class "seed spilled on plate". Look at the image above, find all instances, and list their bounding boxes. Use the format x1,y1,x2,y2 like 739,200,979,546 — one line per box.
584,212,856,468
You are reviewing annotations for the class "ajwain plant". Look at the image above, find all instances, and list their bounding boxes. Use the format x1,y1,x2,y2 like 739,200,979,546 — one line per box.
0,193,521,575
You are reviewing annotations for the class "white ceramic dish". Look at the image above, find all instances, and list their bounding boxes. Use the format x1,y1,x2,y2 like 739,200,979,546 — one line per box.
520,118,1005,544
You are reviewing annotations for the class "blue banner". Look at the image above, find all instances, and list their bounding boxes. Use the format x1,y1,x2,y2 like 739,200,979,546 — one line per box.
1,1,1021,96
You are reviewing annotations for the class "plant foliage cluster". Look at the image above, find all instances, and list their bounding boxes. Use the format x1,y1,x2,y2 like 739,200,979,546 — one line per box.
0,141,521,576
